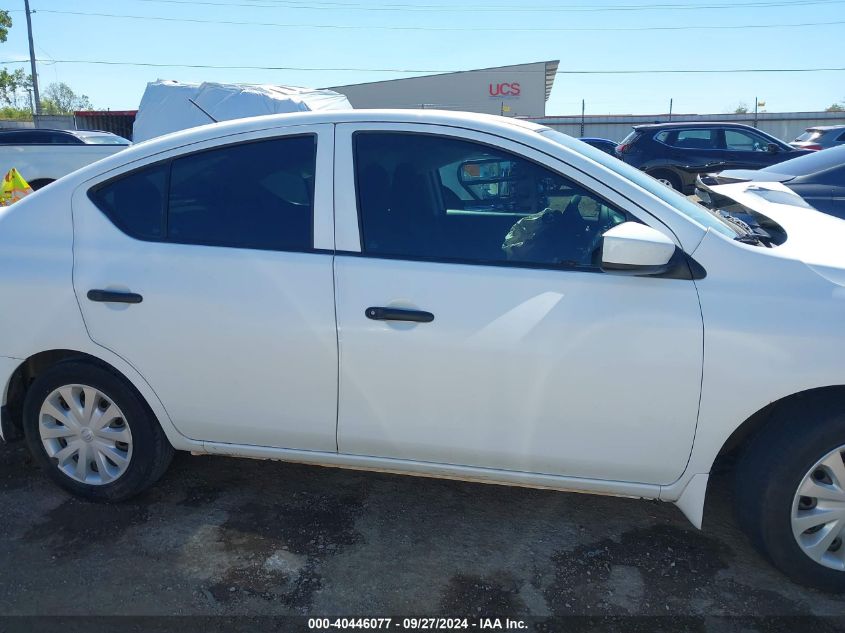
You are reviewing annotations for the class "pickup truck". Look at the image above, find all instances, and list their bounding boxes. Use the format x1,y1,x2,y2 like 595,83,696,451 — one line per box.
0,128,129,190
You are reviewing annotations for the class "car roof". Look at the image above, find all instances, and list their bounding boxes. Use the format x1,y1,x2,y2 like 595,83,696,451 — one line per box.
632,121,760,131
0,127,75,135
761,143,845,179
0,128,119,138
805,125,845,132
124,109,549,156
58,109,552,184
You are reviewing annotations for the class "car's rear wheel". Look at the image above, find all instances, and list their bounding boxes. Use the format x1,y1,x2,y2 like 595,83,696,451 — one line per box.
23,360,174,501
735,396,845,591
648,169,682,191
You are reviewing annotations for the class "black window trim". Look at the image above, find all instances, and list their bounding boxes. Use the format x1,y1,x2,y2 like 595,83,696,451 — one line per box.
349,129,688,277
87,133,320,254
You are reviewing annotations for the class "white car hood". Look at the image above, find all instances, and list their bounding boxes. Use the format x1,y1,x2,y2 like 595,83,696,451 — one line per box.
705,180,845,282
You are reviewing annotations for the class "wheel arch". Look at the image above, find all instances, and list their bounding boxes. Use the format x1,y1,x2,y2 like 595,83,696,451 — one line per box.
713,386,845,467
673,386,845,528
2,348,192,450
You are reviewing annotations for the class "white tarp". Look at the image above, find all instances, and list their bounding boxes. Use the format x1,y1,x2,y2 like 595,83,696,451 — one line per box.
133,80,352,142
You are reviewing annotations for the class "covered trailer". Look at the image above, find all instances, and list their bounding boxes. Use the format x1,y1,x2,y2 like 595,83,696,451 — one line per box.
133,80,352,142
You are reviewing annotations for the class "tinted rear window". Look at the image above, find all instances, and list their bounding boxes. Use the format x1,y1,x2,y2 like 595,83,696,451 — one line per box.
89,135,316,251
168,136,315,250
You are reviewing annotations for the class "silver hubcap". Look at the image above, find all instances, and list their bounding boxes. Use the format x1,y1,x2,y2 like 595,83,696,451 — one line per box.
38,384,133,485
657,178,674,188
792,445,845,571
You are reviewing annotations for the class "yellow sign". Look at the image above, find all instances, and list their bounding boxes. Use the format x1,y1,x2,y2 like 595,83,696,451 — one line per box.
0,168,33,206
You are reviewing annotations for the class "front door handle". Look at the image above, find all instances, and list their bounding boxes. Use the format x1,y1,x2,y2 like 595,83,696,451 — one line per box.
87,289,143,304
365,306,434,323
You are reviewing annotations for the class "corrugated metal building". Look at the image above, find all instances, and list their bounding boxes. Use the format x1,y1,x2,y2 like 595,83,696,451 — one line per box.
330,61,560,118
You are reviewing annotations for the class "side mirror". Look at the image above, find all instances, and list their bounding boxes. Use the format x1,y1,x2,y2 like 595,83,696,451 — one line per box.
601,222,677,275
766,142,780,154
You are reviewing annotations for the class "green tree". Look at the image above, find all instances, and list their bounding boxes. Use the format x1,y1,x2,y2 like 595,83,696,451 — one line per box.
826,103,845,112
0,68,32,109
39,82,92,114
0,10,12,43
733,102,749,114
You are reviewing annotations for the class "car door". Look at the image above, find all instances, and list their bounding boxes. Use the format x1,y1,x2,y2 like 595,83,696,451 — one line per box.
72,125,339,451
724,128,784,169
665,128,729,176
333,123,704,485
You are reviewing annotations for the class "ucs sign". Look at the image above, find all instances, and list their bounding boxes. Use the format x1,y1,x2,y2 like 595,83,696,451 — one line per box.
489,82,521,97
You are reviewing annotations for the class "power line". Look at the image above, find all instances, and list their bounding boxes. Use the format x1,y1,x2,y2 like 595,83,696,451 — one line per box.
1,58,843,75
30,9,845,31
118,0,845,13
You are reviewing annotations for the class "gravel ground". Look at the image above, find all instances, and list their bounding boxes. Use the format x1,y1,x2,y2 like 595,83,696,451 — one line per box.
2,440,844,629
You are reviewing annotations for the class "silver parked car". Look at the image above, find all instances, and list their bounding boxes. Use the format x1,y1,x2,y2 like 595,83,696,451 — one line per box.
790,125,845,151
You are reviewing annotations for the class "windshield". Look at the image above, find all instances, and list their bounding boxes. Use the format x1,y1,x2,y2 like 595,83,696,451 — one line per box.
759,144,845,178
539,128,740,239
77,132,130,146
794,130,821,142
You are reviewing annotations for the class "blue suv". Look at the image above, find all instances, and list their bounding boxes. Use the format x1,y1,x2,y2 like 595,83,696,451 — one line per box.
615,122,811,193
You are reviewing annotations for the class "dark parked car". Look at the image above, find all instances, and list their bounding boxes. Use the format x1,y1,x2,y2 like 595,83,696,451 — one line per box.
790,125,845,151
696,144,845,220
578,137,617,154
0,128,129,146
615,122,810,193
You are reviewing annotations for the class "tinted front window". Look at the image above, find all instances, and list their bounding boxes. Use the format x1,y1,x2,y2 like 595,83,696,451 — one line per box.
725,129,769,152
90,164,167,240
90,135,316,250
168,136,315,250
355,132,629,269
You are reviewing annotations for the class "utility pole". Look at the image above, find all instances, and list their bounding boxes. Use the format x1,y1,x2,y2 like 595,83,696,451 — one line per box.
24,0,41,117
580,99,585,136
668,98,673,121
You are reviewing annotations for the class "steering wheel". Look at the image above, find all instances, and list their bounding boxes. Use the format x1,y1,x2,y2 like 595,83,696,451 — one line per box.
585,206,626,267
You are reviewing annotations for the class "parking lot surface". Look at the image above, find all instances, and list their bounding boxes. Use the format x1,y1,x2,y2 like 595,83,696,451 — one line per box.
2,440,845,627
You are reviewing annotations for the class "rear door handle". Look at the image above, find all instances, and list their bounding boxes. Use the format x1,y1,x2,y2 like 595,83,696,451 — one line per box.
365,306,434,323
87,289,143,304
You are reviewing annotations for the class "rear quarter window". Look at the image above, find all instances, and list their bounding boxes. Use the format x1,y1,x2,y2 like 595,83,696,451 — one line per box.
89,164,167,240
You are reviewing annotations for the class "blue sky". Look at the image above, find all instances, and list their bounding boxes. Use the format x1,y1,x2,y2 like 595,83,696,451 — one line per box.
1,0,843,115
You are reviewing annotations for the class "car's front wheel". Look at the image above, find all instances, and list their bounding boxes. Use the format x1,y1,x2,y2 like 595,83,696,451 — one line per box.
648,169,682,192
22,360,174,501
735,396,845,592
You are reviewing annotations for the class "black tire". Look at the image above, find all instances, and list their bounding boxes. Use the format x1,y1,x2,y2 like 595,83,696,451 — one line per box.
648,169,682,192
735,395,845,592
22,360,174,501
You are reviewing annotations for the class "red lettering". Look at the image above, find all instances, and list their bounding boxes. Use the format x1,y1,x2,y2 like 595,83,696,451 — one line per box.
489,82,521,97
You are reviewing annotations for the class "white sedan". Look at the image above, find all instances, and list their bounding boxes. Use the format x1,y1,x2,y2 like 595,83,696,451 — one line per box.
1,110,845,591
